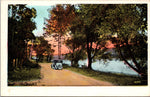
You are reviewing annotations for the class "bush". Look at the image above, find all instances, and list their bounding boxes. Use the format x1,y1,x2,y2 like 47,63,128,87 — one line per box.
8,68,41,82
23,59,41,68
8,59,41,82
62,63,70,68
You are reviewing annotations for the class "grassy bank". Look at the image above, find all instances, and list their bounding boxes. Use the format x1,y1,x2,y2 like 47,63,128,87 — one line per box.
64,66,147,86
8,59,41,82
8,68,41,82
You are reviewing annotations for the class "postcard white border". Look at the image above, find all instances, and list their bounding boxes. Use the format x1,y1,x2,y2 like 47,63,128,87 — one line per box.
1,0,150,96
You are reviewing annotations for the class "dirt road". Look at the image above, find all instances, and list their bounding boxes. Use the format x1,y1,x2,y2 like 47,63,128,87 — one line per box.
10,63,114,86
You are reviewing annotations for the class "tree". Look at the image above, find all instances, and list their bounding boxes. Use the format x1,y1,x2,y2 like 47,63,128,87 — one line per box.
33,36,54,62
8,4,37,70
99,4,147,76
74,4,111,69
64,32,87,67
43,4,75,59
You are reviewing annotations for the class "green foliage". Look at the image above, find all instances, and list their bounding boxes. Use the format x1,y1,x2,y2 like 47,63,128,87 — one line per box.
22,59,41,68
98,4,147,75
8,4,37,70
33,36,54,62
70,4,111,69
8,60,41,82
64,20,87,66
44,4,147,76
65,4,147,76
8,68,41,82
65,49,87,67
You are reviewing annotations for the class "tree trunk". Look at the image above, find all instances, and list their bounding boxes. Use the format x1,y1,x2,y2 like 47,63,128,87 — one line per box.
71,60,73,66
71,45,75,66
74,61,78,67
71,53,74,66
8,56,14,71
117,45,142,75
126,43,142,73
58,34,61,59
87,38,92,69
88,56,92,69
15,58,17,68
18,58,20,68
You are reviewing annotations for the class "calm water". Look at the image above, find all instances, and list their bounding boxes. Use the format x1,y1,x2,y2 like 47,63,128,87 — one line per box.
62,59,140,76
52,55,139,76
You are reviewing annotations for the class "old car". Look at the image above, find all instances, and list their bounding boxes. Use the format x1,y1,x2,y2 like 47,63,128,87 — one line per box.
51,60,63,70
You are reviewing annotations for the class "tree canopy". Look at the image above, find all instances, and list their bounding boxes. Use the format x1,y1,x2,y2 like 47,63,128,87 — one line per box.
67,4,147,76
100,4,147,76
8,4,37,70
44,4,147,77
33,36,54,62
43,4,76,59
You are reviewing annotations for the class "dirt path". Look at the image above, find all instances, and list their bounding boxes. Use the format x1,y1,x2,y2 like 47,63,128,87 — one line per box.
10,63,114,86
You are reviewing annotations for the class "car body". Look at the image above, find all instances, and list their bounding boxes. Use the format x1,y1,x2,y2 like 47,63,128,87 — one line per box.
32,56,38,60
51,60,63,70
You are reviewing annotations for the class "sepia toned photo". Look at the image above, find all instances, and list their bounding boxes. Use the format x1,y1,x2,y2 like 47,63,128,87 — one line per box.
1,0,150,96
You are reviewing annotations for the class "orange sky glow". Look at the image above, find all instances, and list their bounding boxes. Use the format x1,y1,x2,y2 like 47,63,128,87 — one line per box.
45,35,115,55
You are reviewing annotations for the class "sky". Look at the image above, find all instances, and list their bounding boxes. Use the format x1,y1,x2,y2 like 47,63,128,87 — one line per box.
26,5,52,36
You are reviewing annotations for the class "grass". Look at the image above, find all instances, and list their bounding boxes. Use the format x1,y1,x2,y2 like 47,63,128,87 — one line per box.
8,68,41,82
8,59,41,82
64,66,147,86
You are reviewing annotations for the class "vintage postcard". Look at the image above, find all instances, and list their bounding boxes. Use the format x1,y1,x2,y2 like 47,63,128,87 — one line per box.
1,0,150,96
